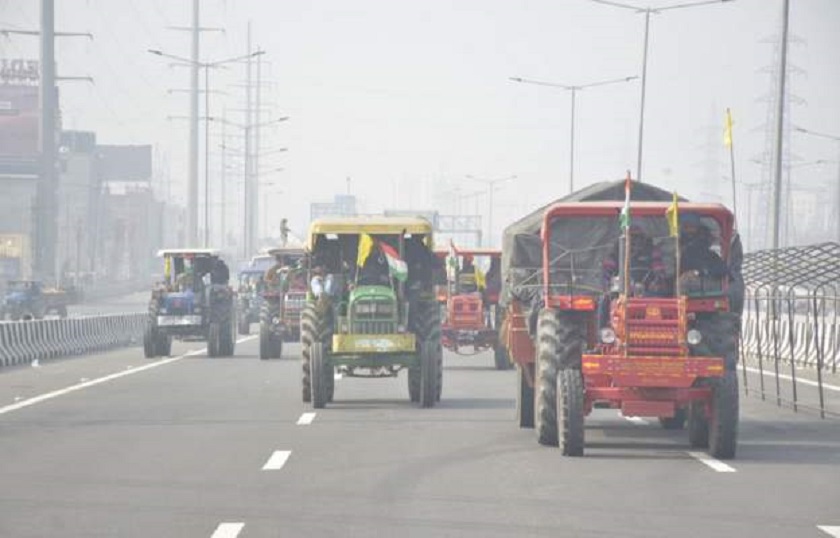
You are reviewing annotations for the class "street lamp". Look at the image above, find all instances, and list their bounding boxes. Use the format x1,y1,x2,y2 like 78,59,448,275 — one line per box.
589,0,734,182
509,75,637,193
149,48,265,247
466,175,516,247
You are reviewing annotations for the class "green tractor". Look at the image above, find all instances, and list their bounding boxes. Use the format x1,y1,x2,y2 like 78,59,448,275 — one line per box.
300,217,442,409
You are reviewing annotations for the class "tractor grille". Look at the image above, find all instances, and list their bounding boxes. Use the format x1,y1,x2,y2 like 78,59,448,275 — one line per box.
352,300,396,334
623,298,686,356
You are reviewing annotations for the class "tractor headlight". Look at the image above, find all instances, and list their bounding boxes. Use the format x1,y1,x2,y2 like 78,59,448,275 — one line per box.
600,328,617,344
687,329,702,345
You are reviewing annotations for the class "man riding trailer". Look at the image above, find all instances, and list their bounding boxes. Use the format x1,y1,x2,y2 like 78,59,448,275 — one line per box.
301,217,442,408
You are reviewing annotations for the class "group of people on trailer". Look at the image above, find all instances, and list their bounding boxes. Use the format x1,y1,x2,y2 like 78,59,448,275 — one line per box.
597,213,728,327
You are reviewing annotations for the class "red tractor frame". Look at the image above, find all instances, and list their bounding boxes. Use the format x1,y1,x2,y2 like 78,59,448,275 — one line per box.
434,248,510,370
503,201,739,459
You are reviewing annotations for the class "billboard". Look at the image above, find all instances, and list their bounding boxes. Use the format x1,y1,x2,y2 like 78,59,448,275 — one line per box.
0,84,39,158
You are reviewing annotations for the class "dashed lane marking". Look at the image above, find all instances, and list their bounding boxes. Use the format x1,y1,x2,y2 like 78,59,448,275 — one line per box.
296,412,317,425
624,416,649,425
687,451,737,473
0,336,258,417
262,450,292,471
211,522,245,538
744,366,840,393
818,526,840,537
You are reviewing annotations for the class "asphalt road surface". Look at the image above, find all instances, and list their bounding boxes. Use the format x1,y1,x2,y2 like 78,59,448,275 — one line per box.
1,336,839,537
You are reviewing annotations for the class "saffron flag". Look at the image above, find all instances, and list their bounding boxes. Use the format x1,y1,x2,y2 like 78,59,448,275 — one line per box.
666,192,679,238
620,172,632,230
724,108,734,147
475,267,486,290
357,233,374,267
378,242,408,282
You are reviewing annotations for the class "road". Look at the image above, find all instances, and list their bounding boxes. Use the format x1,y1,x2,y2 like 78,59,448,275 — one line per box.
0,338,838,537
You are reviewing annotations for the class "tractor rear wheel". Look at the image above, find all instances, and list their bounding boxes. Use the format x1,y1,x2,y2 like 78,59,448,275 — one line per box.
535,308,560,446
557,368,585,456
708,371,739,459
419,339,439,408
408,366,420,403
516,363,535,428
301,303,331,403
659,407,687,430
310,342,328,409
412,300,442,402
143,325,157,359
207,322,221,358
155,333,171,357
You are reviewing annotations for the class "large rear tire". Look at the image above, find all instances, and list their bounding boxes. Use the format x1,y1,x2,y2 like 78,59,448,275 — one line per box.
301,302,331,403
207,323,220,358
408,366,420,403
516,363,535,428
708,371,739,459
557,368,585,457
419,340,439,408
412,301,442,402
143,325,157,359
310,342,328,409
155,333,171,357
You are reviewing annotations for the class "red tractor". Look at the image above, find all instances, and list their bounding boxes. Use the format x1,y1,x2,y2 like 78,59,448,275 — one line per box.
501,184,741,459
434,247,509,370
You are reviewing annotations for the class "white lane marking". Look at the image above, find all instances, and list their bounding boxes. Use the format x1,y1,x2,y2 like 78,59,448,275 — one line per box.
0,336,258,417
744,366,840,393
211,522,245,538
31,359,40,368
334,373,343,380
818,526,840,537
624,416,649,425
262,450,292,471
296,412,316,425
687,451,737,473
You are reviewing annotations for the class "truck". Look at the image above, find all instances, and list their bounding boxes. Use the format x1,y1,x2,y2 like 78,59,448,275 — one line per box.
500,179,743,458
434,247,509,369
258,246,306,360
143,249,236,358
1,280,75,320
300,217,442,408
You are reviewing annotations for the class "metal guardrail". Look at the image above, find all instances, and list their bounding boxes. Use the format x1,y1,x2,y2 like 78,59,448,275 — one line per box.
0,314,146,368
739,242,840,418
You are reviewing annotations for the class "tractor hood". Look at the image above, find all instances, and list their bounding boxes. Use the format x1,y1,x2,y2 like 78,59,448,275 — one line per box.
350,285,396,303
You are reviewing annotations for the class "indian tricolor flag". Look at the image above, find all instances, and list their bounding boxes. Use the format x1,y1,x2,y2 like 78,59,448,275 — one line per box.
378,242,408,282
620,173,632,231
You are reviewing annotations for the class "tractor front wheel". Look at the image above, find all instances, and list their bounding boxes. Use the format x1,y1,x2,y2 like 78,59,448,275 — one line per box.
207,323,221,358
659,407,687,430
259,322,272,360
517,363,535,428
493,343,511,370
536,309,560,446
419,340,439,408
688,401,709,448
557,368,585,457
708,371,739,459
143,325,157,359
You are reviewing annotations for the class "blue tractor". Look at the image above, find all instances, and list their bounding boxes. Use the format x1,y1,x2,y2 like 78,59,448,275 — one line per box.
144,249,236,358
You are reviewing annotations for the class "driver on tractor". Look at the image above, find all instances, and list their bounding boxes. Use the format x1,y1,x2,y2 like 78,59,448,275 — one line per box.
678,213,728,290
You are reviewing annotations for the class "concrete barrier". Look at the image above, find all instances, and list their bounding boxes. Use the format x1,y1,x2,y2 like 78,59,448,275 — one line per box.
0,313,146,368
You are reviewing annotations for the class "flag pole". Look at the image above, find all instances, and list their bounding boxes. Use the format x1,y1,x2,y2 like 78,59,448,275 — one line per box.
622,171,632,358
725,108,738,224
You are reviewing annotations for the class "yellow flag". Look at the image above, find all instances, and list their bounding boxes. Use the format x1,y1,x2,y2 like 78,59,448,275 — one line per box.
723,108,734,147
164,256,171,280
666,192,679,237
474,266,486,290
357,233,374,267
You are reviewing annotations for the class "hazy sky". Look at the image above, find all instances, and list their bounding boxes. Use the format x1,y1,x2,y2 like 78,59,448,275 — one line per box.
2,0,839,245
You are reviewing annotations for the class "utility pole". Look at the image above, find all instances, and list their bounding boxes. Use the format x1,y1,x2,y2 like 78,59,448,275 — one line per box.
39,0,57,282
190,0,199,246
220,110,227,249
243,21,253,258
254,50,262,247
771,0,790,252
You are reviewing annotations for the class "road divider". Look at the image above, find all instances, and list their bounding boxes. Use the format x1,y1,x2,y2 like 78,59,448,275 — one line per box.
0,314,146,368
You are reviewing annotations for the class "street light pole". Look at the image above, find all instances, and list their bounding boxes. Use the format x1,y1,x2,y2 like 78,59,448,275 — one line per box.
509,75,637,193
204,65,210,247
589,0,734,182
467,175,516,246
